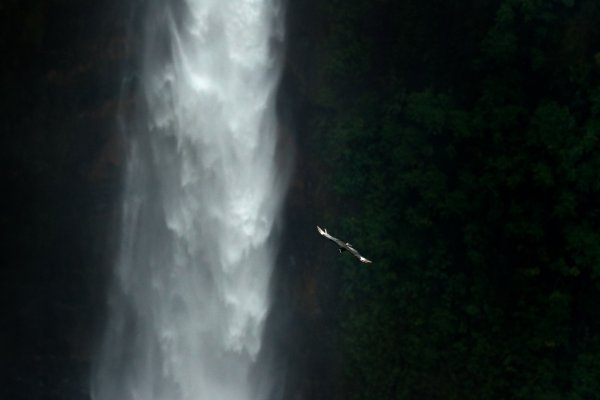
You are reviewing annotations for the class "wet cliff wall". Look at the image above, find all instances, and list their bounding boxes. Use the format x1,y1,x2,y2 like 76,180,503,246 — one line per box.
1,1,129,398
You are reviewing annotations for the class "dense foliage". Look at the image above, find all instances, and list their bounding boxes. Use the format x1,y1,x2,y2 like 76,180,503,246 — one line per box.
309,0,600,398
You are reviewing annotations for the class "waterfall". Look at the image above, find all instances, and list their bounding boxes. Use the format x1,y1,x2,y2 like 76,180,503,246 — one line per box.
92,0,287,399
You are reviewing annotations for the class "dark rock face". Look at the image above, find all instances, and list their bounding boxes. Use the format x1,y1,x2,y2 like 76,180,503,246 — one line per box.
261,1,343,399
1,1,129,398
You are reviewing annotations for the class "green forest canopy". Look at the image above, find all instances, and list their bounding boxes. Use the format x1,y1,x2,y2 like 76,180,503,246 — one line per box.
311,0,600,398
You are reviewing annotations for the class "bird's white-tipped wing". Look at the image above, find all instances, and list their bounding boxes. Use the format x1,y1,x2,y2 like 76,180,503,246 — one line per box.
317,225,346,248
346,245,372,263
316,225,329,237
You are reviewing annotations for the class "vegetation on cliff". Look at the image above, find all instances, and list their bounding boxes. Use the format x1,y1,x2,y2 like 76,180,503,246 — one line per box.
306,0,600,398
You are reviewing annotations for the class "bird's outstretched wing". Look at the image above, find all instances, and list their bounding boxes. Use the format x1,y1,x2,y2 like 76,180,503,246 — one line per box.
346,246,373,264
317,226,373,264
317,226,346,248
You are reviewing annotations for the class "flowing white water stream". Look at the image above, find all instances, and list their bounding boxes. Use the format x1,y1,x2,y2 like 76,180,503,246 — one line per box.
92,1,286,399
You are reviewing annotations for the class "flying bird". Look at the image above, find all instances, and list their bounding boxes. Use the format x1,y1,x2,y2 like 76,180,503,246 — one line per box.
317,226,372,264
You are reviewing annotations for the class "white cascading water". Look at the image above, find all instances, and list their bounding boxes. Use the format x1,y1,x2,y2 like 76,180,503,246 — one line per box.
92,0,286,399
